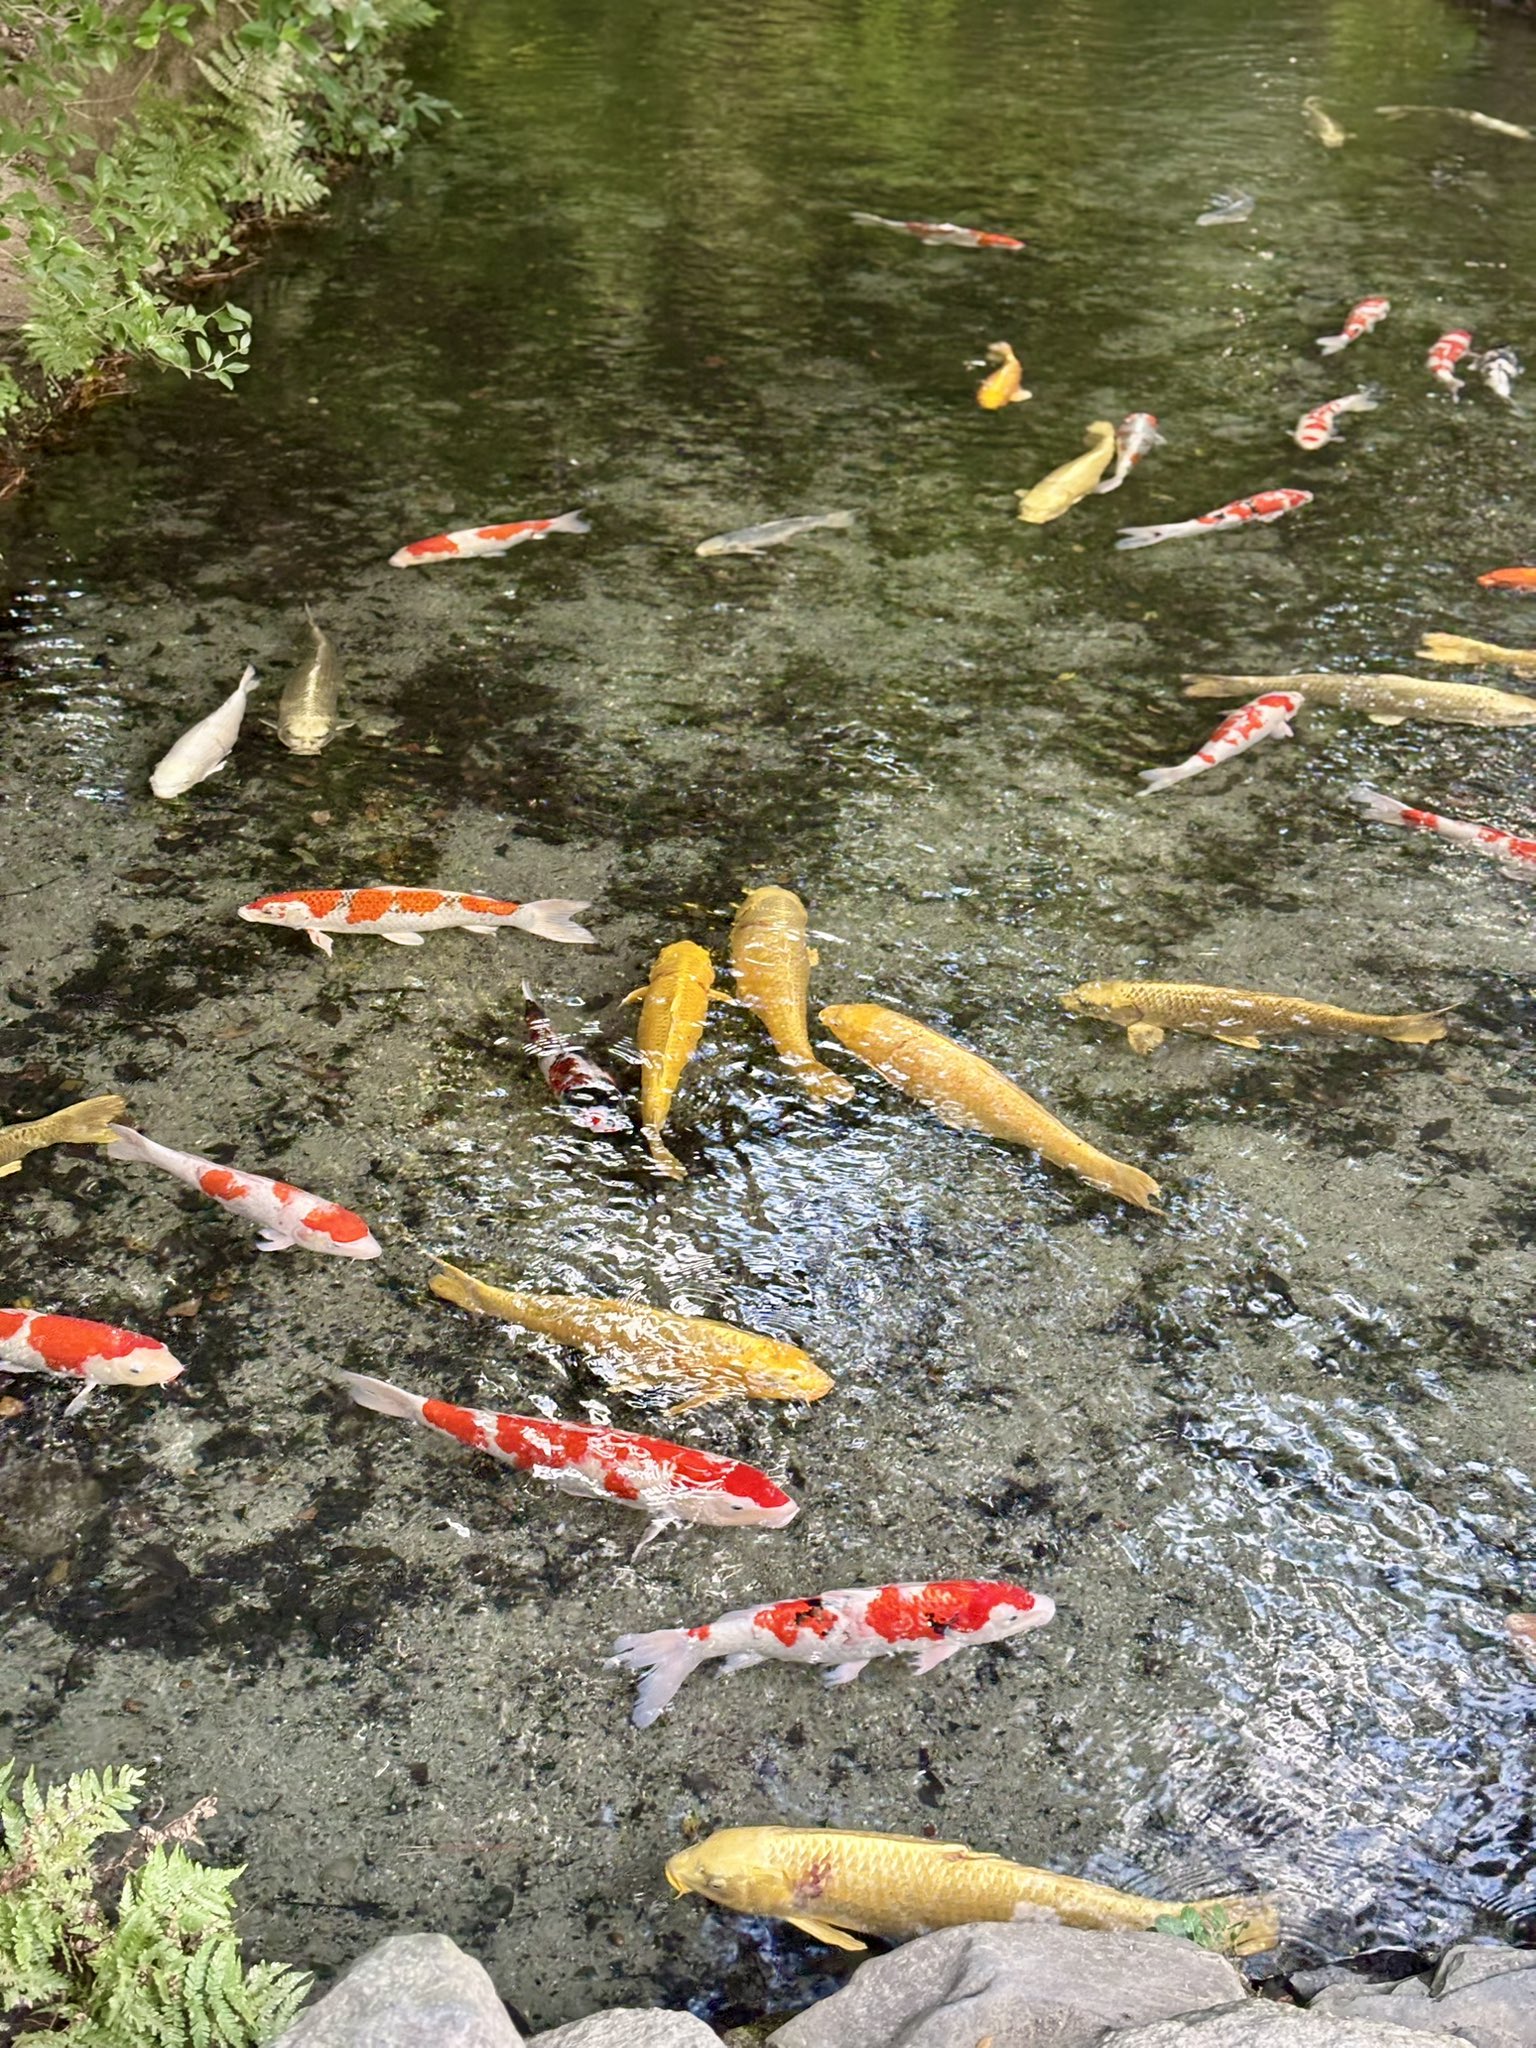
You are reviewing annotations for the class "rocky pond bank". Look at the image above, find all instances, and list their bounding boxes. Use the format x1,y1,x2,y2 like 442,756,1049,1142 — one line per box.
274,1923,1536,2047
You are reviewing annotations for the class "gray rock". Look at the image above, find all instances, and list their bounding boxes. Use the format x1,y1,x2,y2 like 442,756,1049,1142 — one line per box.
1308,1945,1536,2048
529,2014,720,2044
767,1920,1248,2048
274,1932,523,2048
1112,2000,1465,2048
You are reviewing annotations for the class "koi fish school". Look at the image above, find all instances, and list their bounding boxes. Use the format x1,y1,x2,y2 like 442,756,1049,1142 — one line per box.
610,1579,1054,1727
0,1308,183,1416
237,887,595,955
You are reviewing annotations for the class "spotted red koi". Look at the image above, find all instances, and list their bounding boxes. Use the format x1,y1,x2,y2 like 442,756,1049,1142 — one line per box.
609,1577,1053,1727
1116,488,1313,551
238,887,594,955
388,510,589,566
1427,328,1473,396
850,210,1026,251
1139,691,1304,795
0,1307,183,1415
1294,386,1381,451
105,1126,381,1258
335,1370,797,1554
1349,784,1536,877
1317,296,1391,355
522,983,631,1136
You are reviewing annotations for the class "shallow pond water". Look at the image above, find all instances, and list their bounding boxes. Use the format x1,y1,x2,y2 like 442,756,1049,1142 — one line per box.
2,0,1535,2030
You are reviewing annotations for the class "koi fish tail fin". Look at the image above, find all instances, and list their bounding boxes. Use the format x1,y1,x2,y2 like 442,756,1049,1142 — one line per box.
52,1095,129,1149
643,1127,688,1180
607,1628,710,1728
1094,471,1126,494
822,511,857,531
1100,1161,1164,1213
236,664,260,698
849,212,886,228
1382,1009,1453,1045
1181,674,1246,699
800,1060,857,1106
428,1261,488,1316
334,1368,429,1426
1115,522,1190,551
1136,762,1198,795
550,510,591,535
1178,1891,1280,1958
1316,331,1349,355
509,899,596,945
1353,383,1385,410
1346,783,1408,825
103,1121,155,1164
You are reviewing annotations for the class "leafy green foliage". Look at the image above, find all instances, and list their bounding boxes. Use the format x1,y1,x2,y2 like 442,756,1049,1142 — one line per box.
0,1760,309,2045
0,0,447,423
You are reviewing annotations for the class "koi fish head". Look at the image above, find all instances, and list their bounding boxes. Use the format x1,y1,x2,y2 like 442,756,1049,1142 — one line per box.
91,1340,185,1391
665,1830,796,1914
986,1584,1056,1640
751,1356,835,1405
1059,979,1141,1024
238,894,316,930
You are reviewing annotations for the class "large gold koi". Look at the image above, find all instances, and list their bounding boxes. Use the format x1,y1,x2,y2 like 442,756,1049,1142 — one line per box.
730,887,853,1105
625,939,715,1178
1061,979,1450,1053
1015,421,1117,524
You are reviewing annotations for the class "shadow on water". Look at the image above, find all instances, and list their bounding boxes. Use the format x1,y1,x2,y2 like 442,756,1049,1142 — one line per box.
3,0,1536,2028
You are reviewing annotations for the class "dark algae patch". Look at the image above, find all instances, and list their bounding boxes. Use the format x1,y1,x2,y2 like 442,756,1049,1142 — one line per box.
3,0,1536,2030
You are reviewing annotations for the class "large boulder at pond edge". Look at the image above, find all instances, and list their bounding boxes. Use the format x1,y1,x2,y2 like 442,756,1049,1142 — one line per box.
273,1932,524,2047
529,2010,721,2043
1111,2003,1466,2048
766,1920,1248,2048
1306,1945,1536,2048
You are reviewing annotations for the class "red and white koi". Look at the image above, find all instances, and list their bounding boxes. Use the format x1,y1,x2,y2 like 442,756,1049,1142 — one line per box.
1095,413,1164,494
1316,297,1390,355
1294,387,1380,451
388,510,589,566
1349,784,1536,877
1139,690,1303,795
238,887,594,956
849,210,1026,251
523,983,631,1136
609,1578,1054,1728
335,1370,799,1552
0,1308,183,1417
105,1126,382,1257
1115,488,1313,552
1427,329,1473,396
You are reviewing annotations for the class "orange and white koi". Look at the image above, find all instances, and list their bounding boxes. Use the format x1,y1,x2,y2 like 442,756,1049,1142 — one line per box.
850,211,1026,251
388,510,588,566
1115,488,1312,551
1139,691,1303,795
105,1125,381,1257
1349,785,1536,877
1427,329,1473,395
237,887,594,956
0,1308,183,1417
335,1370,799,1552
1316,297,1390,355
1294,387,1380,451
1478,567,1536,592
1095,413,1163,494
610,1578,1053,1728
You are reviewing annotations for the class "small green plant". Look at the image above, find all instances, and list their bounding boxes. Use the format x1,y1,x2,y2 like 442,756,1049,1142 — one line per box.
1152,1902,1236,1951
0,1759,309,2045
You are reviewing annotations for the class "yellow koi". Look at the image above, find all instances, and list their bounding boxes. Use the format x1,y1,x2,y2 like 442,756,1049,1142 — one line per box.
1015,421,1117,525
625,939,715,1178
665,1826,1278,1958
730,887,853,1105
818,1002,1160,1210
1302,96,1350,147
1418,631,1536,674
1061,978,1449,1053
1182,670,1536,727
976,341,1030,411
429,1261,832,1414
0,1095,127,1179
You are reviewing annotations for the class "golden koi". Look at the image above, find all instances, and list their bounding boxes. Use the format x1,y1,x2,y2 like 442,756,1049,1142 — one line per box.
0,1095,126,1179
625,939,715,1178
1302,96,1350,147
1182,671,1536,727
976,342,1030,411
664,1826,1278,1957
818,1002,1160,1211
730,887,853,1105
429,1261,832,1415
1015,421,1117,524
1061,979,1449,1053
1417,632,1536,674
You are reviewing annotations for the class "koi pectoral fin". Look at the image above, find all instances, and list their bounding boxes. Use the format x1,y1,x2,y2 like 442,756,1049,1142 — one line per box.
620,987,647,1006
630,1515,679,1562
1366,713,1410,726
380,931,426,946
1214,1033,1264,1050
308,929,336,957
1126,1023,1165,1054
719,1652,766,1674
255,1229,299,1252
912,1638,968,1675
663,1391,724,1417
63,1383,99,1419
785,1915,867,1952
0,1160,21,1177
822,1659,871,1687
